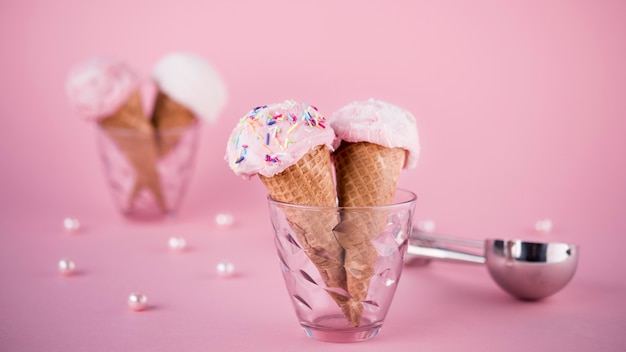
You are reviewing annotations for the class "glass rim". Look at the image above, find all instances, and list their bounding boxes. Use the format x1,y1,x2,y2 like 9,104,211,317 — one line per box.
267,188,417,211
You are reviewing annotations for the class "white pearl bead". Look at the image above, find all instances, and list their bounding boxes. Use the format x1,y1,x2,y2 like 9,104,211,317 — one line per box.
58,258,76,276
216,261,235,278
215,212,234,227
168,237,187,251
63,217,81,232
128,292,148,311
417,220,436,233
535,218,553,233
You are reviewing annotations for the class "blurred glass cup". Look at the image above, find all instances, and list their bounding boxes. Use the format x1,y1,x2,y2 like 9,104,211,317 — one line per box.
95,121,200,219
268,189,417,342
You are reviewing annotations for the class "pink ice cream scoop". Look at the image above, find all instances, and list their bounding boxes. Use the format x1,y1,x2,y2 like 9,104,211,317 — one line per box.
226,100,335,179
330,98,420,168
65,57,140,121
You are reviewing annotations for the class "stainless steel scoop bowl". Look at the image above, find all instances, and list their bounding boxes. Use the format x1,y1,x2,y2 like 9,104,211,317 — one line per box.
407,230,579,300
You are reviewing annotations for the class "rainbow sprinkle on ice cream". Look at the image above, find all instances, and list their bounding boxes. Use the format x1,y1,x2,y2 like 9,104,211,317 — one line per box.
226,100,335,179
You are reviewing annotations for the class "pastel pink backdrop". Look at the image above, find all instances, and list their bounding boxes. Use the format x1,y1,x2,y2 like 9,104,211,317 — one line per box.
1,0,625,351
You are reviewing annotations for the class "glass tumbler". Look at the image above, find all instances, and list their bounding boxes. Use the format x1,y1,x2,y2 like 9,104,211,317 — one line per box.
95,121,200,219
268,189,417,342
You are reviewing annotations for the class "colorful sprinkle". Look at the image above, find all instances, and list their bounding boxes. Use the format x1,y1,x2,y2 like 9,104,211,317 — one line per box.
229,101,330,169
248,118,260,127
234,131,242,148
264,154,280,164
287,122,299,135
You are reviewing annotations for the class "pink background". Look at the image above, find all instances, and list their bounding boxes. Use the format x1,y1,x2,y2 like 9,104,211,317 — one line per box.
1,0,625,350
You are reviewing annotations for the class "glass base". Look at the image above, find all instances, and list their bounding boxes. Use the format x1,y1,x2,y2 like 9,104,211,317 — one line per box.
301,315,382,343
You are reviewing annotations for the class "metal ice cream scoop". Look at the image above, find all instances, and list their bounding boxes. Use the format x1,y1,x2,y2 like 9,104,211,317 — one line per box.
407,230,579,300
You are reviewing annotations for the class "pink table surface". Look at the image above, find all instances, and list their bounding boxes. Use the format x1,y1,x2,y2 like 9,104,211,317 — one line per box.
1,189,625,351
2,0,626,350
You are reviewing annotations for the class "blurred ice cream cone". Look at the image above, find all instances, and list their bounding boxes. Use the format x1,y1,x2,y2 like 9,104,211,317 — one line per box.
151,53,227,157
66,57,166,212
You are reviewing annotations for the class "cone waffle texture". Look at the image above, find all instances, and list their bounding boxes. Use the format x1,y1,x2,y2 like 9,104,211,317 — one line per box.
260,145,356,320
98,90,167,212
332,141,406,326
151,91,197,157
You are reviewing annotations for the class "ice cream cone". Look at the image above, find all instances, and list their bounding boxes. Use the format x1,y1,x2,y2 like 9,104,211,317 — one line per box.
334,142,406,207
151,52,227,157
99,90,167,212
150,91,196,157
329,98,420,326
332,141,406,326
227,101,361,324
66,57,168,215
260,145,356,320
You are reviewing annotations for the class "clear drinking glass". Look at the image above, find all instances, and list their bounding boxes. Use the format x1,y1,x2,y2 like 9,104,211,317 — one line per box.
95,121,200,219
268,189,417,342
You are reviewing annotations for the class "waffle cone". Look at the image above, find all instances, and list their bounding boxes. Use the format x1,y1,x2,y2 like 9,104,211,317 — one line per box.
332,141,406,325
151,91,197,157
99,90,167,212
260,145,357,323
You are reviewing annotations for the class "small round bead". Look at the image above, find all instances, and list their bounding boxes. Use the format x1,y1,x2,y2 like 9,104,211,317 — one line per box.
215,212,234,227
63,217,81,232
128,292,148,311
216,261,235,278
58,258,76,276
168,237,187,251
535,218,553,233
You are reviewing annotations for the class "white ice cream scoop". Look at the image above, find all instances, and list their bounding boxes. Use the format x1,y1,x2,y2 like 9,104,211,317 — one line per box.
407,230,579,301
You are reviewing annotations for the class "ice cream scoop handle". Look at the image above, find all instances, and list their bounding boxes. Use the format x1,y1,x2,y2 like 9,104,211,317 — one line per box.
412,230,484,248
407,244,486,264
